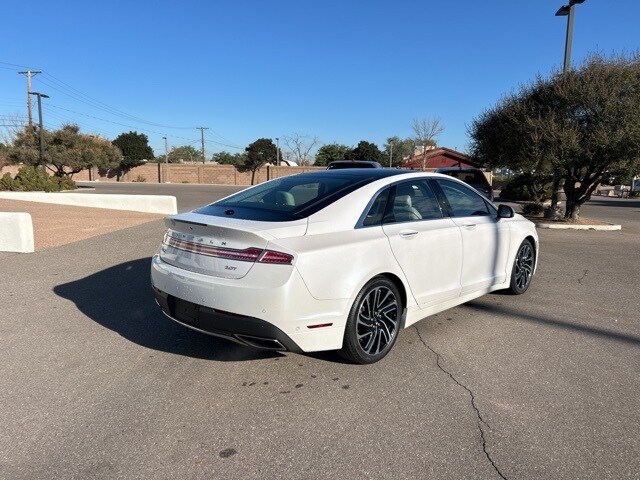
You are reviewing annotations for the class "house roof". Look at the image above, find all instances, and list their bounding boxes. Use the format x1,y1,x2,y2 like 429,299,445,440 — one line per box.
402,147,482,170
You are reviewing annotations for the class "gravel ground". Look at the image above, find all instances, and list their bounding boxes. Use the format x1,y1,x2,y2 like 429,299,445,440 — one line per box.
0,199,165,251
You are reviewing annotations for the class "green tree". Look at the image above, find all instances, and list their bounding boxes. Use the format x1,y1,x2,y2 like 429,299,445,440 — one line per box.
167,145,200,163
344,140,383,162
212,150,246,165
112,131,154,179
239,138,277,184
384,136,414,168
8,124,121,177
470,53,640,220
314,143,350,166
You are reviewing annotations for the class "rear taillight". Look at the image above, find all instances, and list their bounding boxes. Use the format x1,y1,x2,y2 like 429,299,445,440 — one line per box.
163,235,293,265
258,250,294,264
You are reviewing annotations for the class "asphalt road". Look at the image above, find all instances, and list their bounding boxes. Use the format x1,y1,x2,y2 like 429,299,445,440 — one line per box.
75,181,245,212
1,188,639,479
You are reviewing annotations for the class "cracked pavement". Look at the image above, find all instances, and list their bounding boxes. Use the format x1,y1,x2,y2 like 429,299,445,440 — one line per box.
414,326,507,480
1,184,639,479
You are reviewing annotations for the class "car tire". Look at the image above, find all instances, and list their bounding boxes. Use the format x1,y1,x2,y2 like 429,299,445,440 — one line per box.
339,276,402,364
507,239,535,295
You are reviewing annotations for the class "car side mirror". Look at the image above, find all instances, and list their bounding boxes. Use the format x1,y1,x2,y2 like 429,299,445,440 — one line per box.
497,204,515,219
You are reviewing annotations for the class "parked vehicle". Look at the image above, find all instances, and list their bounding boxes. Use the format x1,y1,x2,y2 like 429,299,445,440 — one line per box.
435,167,494,201
326,160,382,169
151,169,538,363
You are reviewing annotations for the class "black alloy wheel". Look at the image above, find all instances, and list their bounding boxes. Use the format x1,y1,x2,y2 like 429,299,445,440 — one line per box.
340,276,402,364
508,239,535,294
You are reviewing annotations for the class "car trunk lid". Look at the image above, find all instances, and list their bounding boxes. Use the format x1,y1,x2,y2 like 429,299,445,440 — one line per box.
159,212,307,279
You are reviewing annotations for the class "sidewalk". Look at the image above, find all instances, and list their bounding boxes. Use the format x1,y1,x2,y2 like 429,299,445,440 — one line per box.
0,199,165,251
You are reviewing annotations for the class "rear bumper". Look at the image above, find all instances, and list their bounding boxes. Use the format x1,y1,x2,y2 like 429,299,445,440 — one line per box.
150,255,349,352
153,286,302,352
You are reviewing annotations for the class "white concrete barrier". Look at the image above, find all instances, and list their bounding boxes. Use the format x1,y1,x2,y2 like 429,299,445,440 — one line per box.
0,212,34,253
0,192,177,215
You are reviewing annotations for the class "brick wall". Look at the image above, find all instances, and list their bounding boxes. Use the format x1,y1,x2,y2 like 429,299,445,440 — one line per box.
2,164,493,186
2,163,325,185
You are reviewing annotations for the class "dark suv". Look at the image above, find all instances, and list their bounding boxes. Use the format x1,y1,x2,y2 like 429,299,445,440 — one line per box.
326,160,382,170
435,167,494,201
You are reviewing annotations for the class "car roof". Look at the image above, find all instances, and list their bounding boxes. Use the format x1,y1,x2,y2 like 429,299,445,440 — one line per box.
326,160,382,168
314,168,406,179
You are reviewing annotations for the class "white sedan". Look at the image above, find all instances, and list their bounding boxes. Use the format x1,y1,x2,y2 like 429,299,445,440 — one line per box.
151,169,538,364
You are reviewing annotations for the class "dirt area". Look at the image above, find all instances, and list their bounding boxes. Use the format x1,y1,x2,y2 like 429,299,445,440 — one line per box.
0,199,166,251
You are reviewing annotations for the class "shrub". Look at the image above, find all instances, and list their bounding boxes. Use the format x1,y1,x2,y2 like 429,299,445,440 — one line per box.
522,203,545,216
0,166,77,192
500,173,553,202
629,190,640,198
50,175,77,191
132,175,147,182
0,172,13,191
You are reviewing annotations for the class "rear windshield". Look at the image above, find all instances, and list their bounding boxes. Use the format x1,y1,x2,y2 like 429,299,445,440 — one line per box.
444,170,489,184
194,172,381,221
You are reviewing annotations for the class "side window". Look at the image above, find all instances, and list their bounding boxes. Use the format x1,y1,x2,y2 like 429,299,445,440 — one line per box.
436,179,490,217
362,188,390,227
383,180,442,224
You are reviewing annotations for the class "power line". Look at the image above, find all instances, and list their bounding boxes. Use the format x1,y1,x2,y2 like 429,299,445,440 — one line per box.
40,72,197,130
2,61,244,150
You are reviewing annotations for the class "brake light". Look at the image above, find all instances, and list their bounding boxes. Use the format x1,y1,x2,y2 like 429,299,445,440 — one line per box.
163,235,293,265
259,250,294,264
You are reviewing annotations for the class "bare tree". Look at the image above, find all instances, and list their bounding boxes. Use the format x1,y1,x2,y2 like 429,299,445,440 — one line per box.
0,114,29,145
411,117,444,170
282,133,320,166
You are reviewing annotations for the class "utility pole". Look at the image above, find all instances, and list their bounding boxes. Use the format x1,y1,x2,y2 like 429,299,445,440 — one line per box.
162,136,169,182
389,141,394,168
29,92,49,166
18,70,42,129
275,137,280,165
197,127,208,163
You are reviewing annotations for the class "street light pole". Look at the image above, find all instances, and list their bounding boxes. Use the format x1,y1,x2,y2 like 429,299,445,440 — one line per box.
556,0,585,73
29,91,49,166
275,137,280,165
548,0,585,218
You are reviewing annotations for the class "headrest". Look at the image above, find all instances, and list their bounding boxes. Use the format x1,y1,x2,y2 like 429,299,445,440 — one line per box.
275,191,295,206
394,194,412,209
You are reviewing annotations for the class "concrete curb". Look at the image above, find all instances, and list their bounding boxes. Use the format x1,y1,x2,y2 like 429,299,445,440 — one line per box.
0,192,177,215
0,212,34,253
535,222,621,231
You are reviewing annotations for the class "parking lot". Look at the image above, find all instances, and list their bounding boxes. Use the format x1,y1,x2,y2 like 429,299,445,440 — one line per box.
1,184,638,479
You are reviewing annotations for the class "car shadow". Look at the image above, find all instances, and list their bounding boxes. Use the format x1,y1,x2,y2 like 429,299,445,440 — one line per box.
53,257,282,362
464,300,640,347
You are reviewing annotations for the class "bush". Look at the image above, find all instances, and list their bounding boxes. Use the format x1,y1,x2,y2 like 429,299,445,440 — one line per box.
500,173,553,202
629,190,640,198
0,172,13,191
0,166,77,192
522,203,545,215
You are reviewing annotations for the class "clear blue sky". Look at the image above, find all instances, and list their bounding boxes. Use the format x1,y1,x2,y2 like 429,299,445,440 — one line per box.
1,0,639,159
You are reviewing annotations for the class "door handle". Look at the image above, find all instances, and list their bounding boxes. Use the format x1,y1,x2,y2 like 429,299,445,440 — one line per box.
399,230,419,238
463,223,477,230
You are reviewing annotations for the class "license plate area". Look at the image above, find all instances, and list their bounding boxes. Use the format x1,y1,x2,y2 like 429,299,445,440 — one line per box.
173,298,199,326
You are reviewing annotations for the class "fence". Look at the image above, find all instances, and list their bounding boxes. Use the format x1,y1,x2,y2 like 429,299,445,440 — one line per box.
1,163,324,186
